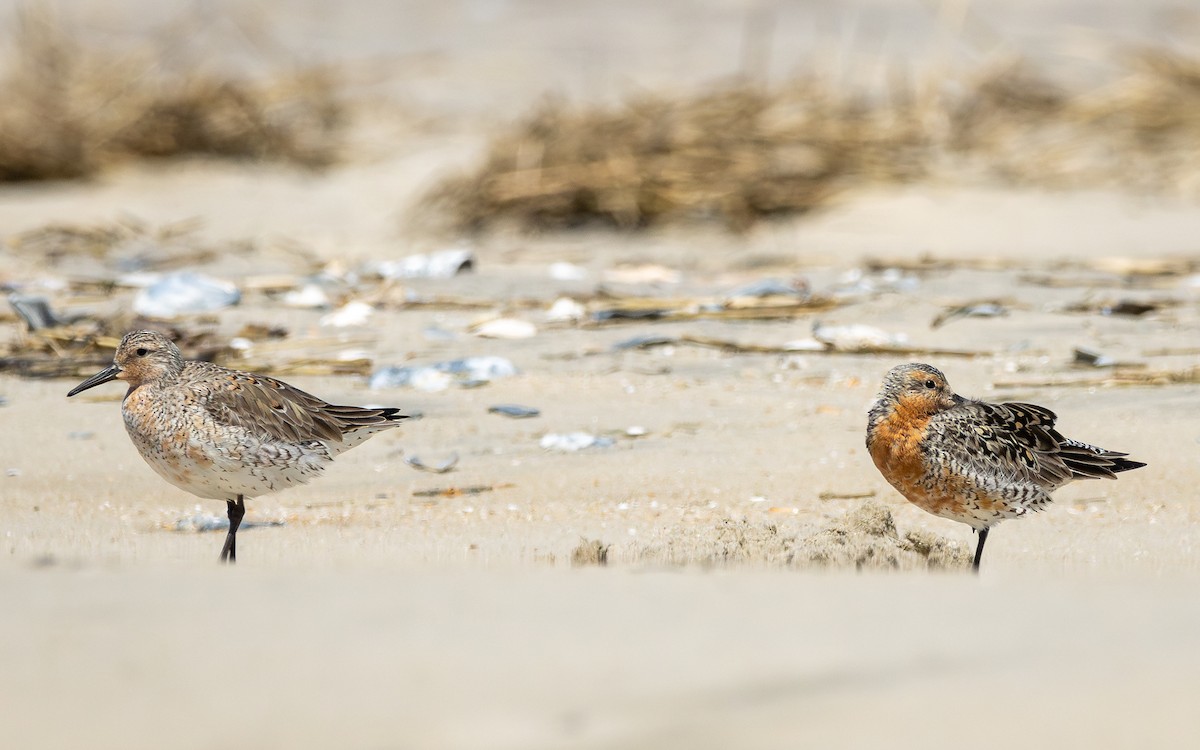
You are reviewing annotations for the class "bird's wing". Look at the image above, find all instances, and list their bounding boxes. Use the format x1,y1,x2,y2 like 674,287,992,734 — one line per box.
928,401,1090,490
192,363,404,445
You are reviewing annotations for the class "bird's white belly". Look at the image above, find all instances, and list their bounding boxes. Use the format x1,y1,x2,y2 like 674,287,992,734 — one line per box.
144,447,328,500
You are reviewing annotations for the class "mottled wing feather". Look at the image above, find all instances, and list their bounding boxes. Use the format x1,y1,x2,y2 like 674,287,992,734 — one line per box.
191,363,404,444
928,400,1136,491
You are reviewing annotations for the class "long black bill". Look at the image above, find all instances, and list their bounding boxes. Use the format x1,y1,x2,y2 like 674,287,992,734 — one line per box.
67,364,122,397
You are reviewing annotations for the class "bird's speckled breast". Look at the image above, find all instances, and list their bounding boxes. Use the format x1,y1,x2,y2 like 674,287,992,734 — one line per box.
122,383,215,495
121,383,330,501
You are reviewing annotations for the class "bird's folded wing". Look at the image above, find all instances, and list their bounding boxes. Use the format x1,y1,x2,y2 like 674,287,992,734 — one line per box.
195,365,392,444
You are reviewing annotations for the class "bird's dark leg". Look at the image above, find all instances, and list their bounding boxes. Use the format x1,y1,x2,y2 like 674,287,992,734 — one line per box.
220,496,246,564
972,527,989,573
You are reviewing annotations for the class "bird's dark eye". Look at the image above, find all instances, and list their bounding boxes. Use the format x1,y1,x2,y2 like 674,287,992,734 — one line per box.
924,379,936,389
136,348,148,357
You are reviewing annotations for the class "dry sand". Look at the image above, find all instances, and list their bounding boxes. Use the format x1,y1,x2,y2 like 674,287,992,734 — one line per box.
2,1,1200,748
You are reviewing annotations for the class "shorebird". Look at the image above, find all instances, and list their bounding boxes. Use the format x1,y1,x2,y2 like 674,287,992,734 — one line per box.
866,363,1144,571
68,330,409,563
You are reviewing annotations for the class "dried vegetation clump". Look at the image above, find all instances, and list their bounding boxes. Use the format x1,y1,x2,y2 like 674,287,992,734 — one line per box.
570,538,610,567
0,8,341,181
431,83,929,231
432,49,1200,230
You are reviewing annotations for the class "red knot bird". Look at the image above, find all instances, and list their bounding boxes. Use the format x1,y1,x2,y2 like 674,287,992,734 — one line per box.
866,363,1144,571
68,329,410,563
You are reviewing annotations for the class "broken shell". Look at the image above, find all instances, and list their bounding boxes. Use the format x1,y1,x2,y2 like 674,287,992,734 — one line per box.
472,318,537,339
319,301,374,327
812,322,906,351
546,297,586,323
403,452,460,473
488,404,541,419
132,271,240,319
539,432,616,451
281,284,331,309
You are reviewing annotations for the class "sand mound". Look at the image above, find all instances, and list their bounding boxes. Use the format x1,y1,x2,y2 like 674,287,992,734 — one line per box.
793,502,972,571
620,501,971,572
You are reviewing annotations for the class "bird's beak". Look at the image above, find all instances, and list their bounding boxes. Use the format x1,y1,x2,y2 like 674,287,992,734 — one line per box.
68,364,122,397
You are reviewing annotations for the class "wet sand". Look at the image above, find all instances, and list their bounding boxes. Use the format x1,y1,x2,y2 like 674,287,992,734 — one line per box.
2,1,1200,747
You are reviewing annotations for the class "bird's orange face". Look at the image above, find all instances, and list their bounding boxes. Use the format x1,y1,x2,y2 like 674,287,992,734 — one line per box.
110,331,184,387
871,363,961,420
68,330,184,396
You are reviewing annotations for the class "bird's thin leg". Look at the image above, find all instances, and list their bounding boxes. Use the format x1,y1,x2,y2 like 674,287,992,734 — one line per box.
972,527,989,573
219,496,246,564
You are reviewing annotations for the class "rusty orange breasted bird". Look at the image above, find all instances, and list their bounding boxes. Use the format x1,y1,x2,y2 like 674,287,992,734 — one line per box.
68,330,410,563
866,363,1144,571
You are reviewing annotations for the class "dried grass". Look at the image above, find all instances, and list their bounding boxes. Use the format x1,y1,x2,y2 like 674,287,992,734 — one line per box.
570,538,610,568
429,81,928,231
0,6,341,181
430,48,1200,231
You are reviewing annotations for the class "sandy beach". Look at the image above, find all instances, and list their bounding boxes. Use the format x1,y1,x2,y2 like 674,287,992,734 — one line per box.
2,1,1199,747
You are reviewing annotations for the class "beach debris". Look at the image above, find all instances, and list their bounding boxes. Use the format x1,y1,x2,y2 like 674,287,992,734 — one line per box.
605,332,977,358
370,366,451,392
281,284,332,309
540,432,616,451
1063,298,1170,317
403,451,459,474
171,510,285,533
471,317,537,339
592,308,669,323
818,490,877,501
1073,348,1117,368
488,404,540,419
993,369,1200,389
1101,300,1159,317
369,247,474,279
422,325,457,341
412,484,510,498
781,338,827,352
7,294,70,330
587,290,838,326
548,262,588,281
571,538,610,567
319,301,373,327
545,297,586,323
603,265,682,285
723,277,810,302
612,334,676,351
812,322,907,351
370,356,518,391
834,267,921,296
9,218,218,270
625,426,647,437
0,396,7,407
173,512,230,532
931,301,1009,329
234,323,288,342
132,271,240,318
1089,257,1195,277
